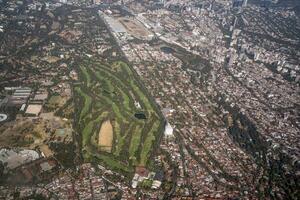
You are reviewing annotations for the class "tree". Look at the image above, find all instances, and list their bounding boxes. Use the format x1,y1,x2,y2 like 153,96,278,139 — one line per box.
0,162,5,183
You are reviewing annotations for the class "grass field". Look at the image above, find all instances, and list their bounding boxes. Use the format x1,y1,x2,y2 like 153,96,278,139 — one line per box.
73,58,163,176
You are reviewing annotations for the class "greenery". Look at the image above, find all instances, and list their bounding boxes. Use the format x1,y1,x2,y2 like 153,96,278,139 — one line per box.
140,179,153,189
45,95,63,111
74,58,163,176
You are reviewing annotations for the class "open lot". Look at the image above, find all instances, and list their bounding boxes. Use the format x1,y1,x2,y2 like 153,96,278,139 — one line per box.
118,17,153,40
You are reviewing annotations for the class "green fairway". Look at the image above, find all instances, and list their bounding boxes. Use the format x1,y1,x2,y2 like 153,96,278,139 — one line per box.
74,87,92,121
73,58,163,175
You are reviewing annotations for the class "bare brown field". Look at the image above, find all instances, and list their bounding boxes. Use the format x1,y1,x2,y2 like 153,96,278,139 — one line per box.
118,18,152,39
98,120,113,152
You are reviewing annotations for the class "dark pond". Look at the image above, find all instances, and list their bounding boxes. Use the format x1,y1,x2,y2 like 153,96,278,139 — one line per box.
134,113,147,120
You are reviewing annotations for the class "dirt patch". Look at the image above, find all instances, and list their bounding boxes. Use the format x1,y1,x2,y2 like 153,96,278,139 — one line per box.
98,120,113,152
42,56,61,64
39,144,53,157
118,18,152,40
0,119,34,147
58,30,82,44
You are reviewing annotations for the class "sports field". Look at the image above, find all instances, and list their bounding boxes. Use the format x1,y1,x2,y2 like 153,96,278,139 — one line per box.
74,59,163,175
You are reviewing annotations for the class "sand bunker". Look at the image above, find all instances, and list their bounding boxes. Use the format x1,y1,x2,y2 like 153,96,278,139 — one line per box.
98,120,113,152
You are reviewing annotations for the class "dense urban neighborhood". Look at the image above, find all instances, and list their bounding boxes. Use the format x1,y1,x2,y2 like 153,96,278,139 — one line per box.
0,0,299,199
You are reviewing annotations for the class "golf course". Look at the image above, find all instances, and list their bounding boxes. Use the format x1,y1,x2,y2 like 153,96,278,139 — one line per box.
74,58,164,175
